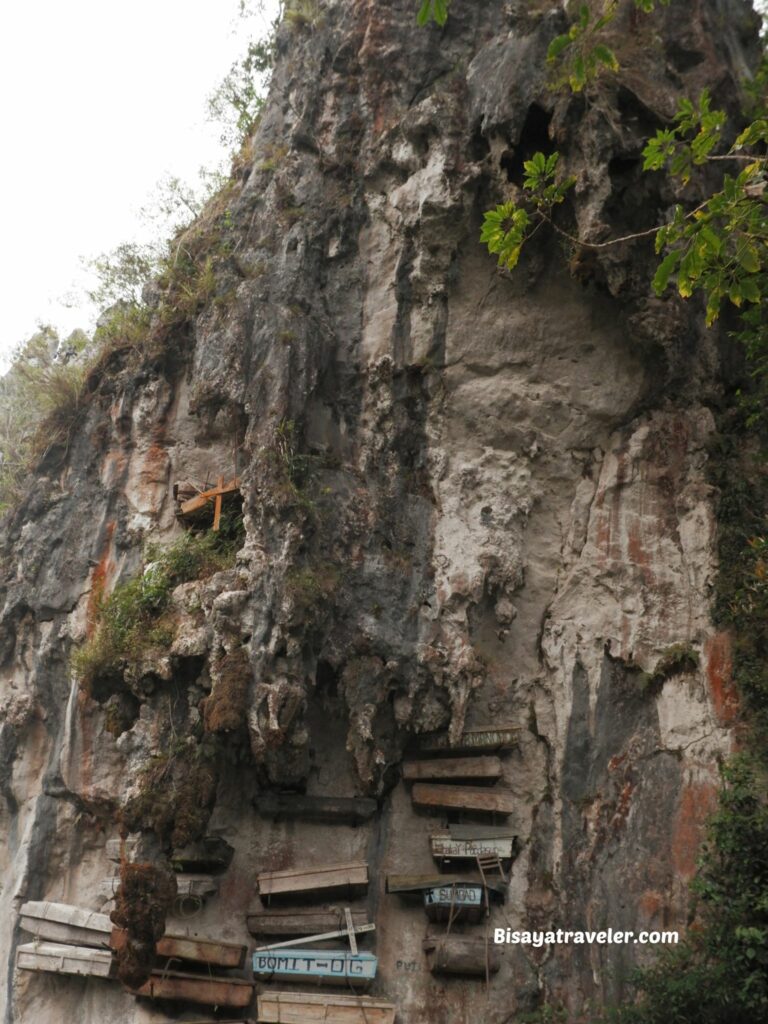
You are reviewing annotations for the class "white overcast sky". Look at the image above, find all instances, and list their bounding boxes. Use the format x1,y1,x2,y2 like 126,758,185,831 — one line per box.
0,0,279,366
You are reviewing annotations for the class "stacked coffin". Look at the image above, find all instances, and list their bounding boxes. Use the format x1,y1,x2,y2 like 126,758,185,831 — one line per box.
251,903,394,1023
250,791,396,1023
99,834,230,912
16,901,253,1011
388,723,519,979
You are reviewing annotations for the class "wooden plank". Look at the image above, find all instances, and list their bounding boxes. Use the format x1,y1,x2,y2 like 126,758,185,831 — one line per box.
412,782,515,815
255,793,377,824
111,927,246,969
257,862,368,898
423,935,501,976
256,923,375,952
253,949,377,986
345,907,357,955
257,991,396,1024
179,478,240,517
447,824,517,840
420,725,519,754
248,907,368,938
16,942,114,979
213,475,224,530
431,830,516,864
127,970,253,1008
403,756,502,781
20,901,111,948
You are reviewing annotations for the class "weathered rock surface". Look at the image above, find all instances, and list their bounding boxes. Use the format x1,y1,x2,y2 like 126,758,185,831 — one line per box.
0,1,761,1021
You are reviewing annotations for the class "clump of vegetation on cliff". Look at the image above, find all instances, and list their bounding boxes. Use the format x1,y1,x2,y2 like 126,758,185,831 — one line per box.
0,327,89,511
110,860,177,989
202,645,252,733
122,735,221,849
73,530,238,697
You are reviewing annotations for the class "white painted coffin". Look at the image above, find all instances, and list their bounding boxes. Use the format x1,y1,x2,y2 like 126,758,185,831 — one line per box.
19,901,111,948
16,941,114,979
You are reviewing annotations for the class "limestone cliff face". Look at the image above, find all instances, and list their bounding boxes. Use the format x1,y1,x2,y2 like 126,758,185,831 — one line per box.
0,1,761,1021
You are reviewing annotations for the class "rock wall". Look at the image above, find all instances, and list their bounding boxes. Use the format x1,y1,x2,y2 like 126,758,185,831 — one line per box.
0,1,760,1021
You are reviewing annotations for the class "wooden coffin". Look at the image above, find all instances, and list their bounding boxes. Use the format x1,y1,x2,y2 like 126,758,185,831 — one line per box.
403,756,503,782
19,901,111,948
111,927,246,969
387,873,506,897
423,935,501,976
423,884,484,922
16,941,114,979
100,873,218,901
127,969,253,1008
256,793,377,825
420,725,518,754
257,991,396,1024
431,827,517,865
257,862,368,900
248,906,369,938
423,883,504,923
412,783,515,816
106,835,233,873
253,949,377,986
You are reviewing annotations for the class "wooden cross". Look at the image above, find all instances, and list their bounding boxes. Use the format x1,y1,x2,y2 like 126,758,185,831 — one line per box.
254,914,375,952
178,476,240,530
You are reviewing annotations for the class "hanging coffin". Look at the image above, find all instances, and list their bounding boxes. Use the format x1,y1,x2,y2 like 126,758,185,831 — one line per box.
255,793,377,825
248,906,369,938
126,969,254,1008
419,725,518,754
16,942,115,979
253,949,378,986
110,927,247,969
19,901,111,949
257,991,397,1024
256,862,368,901
411,783,515,816
423,935,501,976
430,826,517,865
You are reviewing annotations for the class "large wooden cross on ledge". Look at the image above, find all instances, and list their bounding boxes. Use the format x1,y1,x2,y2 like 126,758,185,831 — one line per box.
178,476,240,530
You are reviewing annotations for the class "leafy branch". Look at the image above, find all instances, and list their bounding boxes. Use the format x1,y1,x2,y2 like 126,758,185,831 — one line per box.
547,0,670,92
480,153,575,270
480,87,768,330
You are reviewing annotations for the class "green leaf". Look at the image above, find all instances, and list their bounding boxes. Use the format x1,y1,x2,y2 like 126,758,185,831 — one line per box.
653,250,682,295
739,245,761,274
592,44,619,71
740,277,761,304
547,34,572,62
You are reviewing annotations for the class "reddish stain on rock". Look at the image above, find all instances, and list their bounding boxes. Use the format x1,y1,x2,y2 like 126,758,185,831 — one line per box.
87,521,116,638
672,782,718,879
638,890,664,926
704,631,738,725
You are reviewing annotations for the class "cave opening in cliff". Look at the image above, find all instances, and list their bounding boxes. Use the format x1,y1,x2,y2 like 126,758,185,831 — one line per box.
501,103,554,186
